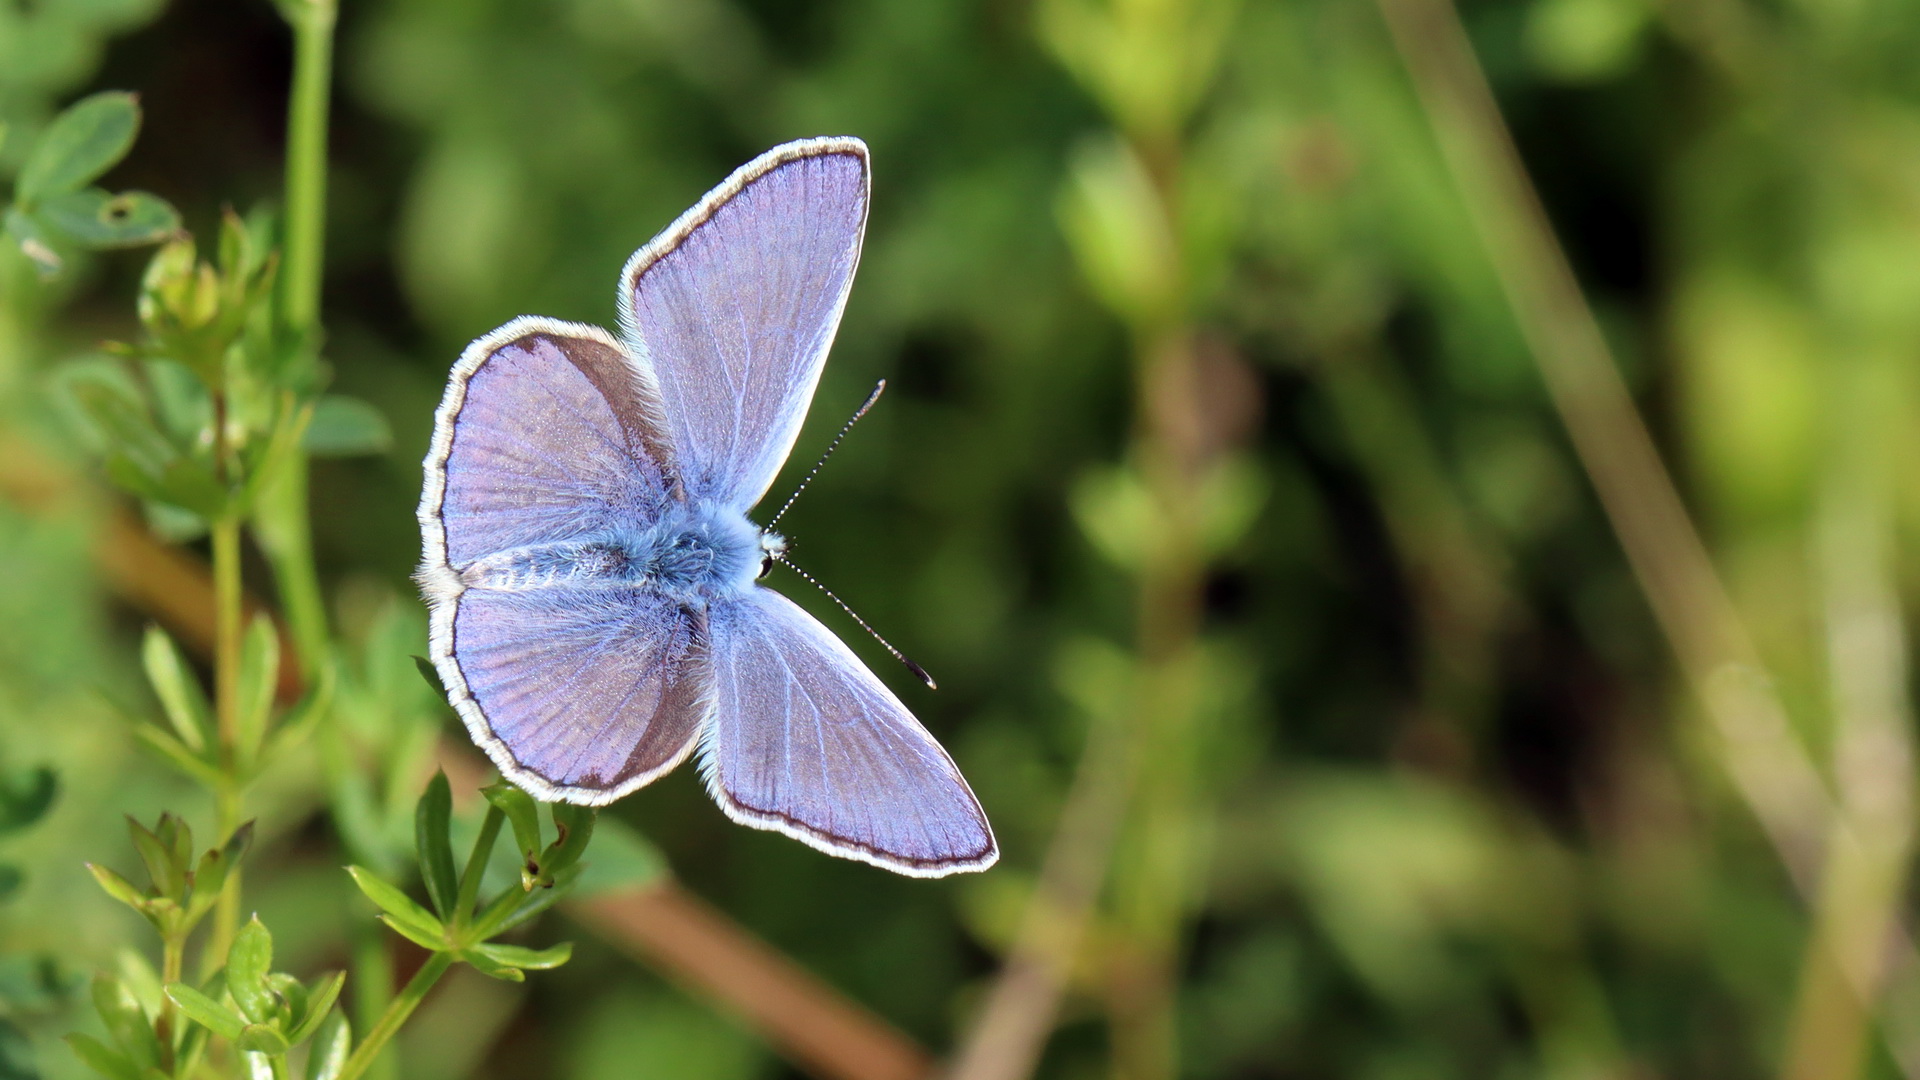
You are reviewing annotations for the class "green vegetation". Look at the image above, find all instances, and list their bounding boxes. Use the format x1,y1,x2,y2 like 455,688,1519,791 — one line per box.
3,0,1918,1077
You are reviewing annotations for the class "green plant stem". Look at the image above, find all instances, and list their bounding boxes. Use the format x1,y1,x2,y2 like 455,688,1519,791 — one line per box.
259,0,337,676
207,513,246,972
156,932,184,1071
454,808,505,928
212,517,242,751
279,0,333,337
349,920,398,1080
336,951,453,1080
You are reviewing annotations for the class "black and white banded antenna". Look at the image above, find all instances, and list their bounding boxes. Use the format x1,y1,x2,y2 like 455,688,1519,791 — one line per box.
767,380,887,531
762,380,934,689
775,556,937,690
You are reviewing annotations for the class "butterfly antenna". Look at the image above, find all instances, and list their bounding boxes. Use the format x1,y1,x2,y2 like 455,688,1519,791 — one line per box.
767,380,887,530
776,556,937,690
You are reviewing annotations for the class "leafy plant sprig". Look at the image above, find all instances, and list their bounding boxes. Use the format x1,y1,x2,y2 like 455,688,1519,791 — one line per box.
335,772,590,1080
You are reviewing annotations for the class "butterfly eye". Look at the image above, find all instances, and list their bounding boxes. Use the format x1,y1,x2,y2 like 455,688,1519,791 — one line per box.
758,554,774,580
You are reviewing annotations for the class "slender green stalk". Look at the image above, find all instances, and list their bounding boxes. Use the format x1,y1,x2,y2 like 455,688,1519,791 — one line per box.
207,513,246,969
336,951,454,1080
279,0,333,338
211,517,243,752
259,0,338,675
349,921,398,1080
156,933,185,1071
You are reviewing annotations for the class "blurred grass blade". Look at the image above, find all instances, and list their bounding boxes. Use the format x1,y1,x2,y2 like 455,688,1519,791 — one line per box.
235,616,280,763
64,1032,140,1080
142,626,210,752
304,396,392,457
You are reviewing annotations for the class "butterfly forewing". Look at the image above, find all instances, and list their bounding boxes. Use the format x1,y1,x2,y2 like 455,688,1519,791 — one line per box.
620,139,869,510
421,318,673,573
705,587,998,876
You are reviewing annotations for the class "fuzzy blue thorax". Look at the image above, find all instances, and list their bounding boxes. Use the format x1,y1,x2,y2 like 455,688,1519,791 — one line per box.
458,500,769,603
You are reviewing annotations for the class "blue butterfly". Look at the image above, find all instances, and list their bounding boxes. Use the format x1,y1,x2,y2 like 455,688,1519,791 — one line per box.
415,138,996,877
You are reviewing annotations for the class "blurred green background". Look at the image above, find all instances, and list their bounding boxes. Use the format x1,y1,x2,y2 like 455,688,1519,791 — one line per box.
6,0,1920,1077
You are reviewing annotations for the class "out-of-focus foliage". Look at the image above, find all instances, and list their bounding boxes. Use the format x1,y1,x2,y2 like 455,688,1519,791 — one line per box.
5,0,1920,1077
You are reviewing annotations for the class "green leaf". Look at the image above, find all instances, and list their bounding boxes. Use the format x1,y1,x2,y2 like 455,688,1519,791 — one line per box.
346,868,444,946
469,941,571,971
226,917,274,1023
64,374,175,477
37,189,178,248
17,92,140,205
126,818,183,899
456,950,526,983
304,396,392,457
235,617,280,763
164,984,245,1041
86,863,149,911
155,815,193,881
285,972,344,1046
412,655,447,697
481,784,543,871
541,804,596,880
415,772,459,919
103,451,227,519
90,974,159,1069
262,660,334,764
0,866,22,902
376,913,448,952
234,1024,289,1055
305,1012,350,1080
3,208,63,276
0,766,58,835
131,725,224,788
141,627,209,752
189,821,252,921
65,1032,140,1080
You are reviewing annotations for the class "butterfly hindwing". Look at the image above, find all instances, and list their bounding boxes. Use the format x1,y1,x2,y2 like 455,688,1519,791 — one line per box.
448,587,709,801
703,587,998,876
620,138,869,510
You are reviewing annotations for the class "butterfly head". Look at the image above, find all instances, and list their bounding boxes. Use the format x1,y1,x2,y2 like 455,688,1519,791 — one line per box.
757,530,788,579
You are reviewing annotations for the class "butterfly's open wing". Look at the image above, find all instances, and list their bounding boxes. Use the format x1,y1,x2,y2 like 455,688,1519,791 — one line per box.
703,588,997,876
446,588,710,802
618,138,868,510
419,316,675,582
420,317,702,803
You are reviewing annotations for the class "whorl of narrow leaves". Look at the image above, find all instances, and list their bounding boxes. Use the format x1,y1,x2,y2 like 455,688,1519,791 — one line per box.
345,774,588,982
85,814,252,939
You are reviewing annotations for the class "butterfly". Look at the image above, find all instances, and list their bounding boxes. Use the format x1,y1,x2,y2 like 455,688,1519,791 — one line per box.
415,137,997,877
